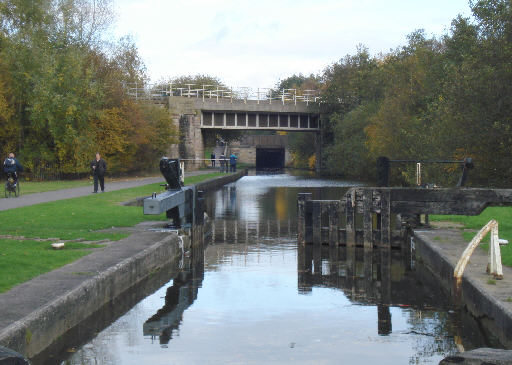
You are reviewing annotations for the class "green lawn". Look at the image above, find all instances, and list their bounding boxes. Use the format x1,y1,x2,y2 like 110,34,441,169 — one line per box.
431,206,512,266
0,172,223,292
0,240,104,293
0,172,223,241
0,174,168,198
0,179,93,198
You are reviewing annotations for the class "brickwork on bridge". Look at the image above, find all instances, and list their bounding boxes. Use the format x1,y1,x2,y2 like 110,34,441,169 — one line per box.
229,135,291,166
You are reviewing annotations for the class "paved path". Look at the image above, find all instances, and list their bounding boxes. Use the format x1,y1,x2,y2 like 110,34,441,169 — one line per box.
0,170,215,211
415,228,512,348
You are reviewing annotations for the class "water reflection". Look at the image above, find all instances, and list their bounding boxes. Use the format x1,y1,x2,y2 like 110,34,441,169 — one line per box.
143,242,205,346
48,173,497,365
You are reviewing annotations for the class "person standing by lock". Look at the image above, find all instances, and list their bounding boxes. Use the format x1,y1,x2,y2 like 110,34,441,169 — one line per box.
90,152,107,193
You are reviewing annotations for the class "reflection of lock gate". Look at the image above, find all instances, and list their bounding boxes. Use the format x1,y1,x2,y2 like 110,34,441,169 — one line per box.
143,157,204,228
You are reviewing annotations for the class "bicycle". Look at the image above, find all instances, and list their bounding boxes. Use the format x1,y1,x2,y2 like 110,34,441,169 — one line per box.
4,173,20,198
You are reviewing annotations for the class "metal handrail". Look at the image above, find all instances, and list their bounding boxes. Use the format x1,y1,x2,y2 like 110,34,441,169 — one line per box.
454,220,503,288
123,82,321,104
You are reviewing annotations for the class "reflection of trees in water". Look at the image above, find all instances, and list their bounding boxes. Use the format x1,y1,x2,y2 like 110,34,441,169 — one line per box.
405,310,457,364
208,218,296,246
205,182,350,224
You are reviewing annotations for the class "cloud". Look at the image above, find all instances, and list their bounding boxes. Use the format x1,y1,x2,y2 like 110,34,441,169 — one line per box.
113,0,472,87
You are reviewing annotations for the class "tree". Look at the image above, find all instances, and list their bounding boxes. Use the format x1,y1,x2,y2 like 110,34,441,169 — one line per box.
0,0,178,177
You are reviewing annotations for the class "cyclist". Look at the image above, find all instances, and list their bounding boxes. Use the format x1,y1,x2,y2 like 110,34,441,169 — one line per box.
3,152,23,186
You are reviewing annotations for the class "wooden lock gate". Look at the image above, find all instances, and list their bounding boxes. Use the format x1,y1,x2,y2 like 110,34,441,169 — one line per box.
298,187,512,248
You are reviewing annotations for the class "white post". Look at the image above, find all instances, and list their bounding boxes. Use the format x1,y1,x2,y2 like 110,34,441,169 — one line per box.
454,220,503,286
216,87,219,102
202,84,205,102
489,224,503,278
416,163,421,186
257,88,260,104
180,161,185,185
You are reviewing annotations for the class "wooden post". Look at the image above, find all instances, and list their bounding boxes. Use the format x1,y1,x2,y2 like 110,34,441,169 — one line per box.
377,305,392,335
346,246,356,291
313,201,322,245
379,248,392,308
363,247,373,294
313,244,321,276
328,201,340,246
329,245,339,275
298,244,313,294
363,189,373,250
380,189,391,247
346,190,356,247
297,238,306,282
297,193,312,245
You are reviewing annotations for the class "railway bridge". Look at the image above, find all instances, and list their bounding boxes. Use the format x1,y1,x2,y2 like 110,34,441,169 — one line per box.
128,84,322,170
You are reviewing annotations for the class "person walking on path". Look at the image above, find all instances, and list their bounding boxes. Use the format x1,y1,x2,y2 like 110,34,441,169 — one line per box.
3,152,23,184
220,153,226,173
210,152,216,167
229,153,238,172
90,152,107,193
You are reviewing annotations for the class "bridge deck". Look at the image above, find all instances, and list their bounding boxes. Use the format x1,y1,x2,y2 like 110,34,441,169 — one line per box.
201,111,319,131
170,96,320,131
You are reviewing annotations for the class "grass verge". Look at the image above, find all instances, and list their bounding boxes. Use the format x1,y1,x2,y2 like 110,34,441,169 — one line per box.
0,172,224,292
431,206,512,266
0,239,104,293
0,172,223,241
0,180,93,198
0,174,164,198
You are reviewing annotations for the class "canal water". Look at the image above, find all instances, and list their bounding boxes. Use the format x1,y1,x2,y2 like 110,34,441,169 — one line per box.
40,172,495,364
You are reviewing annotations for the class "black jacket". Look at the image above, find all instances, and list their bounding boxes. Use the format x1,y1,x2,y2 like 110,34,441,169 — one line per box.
3,157,23,174
90,158,107,175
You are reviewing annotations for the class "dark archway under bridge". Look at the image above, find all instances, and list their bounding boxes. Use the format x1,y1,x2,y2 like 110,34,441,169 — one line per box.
168,96,322,171
256,148,285,169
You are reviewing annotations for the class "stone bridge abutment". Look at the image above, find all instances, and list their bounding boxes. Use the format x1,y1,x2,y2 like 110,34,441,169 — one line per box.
167,97,321,170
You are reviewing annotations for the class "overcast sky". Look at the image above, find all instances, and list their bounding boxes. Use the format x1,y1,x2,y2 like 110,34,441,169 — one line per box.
112,0,473,88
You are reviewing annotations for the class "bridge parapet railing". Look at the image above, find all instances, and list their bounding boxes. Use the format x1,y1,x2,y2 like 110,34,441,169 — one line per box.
124,83,321,105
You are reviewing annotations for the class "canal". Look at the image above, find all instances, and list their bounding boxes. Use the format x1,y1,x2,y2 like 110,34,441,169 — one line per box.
36,171,496,364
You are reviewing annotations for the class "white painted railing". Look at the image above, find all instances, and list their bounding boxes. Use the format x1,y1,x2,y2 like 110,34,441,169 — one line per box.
124,83,321,105
454,220,503,286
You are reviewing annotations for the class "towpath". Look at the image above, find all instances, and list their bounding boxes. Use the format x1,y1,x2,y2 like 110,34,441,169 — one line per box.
0,170,215,211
